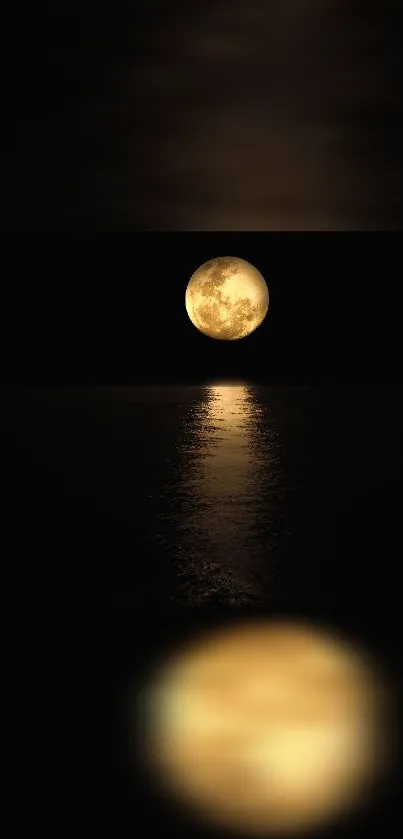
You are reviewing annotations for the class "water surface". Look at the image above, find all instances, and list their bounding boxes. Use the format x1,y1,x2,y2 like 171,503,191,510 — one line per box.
5,384,306,604
4,384,400,619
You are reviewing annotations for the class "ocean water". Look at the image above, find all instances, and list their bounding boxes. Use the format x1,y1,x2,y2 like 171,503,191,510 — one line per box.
5,382,402,839
5,384,400,625
3,382,401,612
148,384,306,606
5,385,300,603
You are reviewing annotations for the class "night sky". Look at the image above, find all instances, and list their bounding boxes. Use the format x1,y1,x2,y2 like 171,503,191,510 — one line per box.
5,0,403,230
4,232,400,386
3,5,403,831
5,1,402,381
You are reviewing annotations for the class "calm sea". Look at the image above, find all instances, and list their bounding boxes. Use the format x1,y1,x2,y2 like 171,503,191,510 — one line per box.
5,384,400,629
5,382,402,839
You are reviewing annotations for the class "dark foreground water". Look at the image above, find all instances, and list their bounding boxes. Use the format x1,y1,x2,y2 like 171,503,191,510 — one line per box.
4,384,402,837
4,384,401,620
5,385,301,602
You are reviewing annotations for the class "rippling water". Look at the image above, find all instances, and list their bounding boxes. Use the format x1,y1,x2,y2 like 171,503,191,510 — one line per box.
5,383,402,839
163,385,301,604
5,384,307,604
5,384,400,614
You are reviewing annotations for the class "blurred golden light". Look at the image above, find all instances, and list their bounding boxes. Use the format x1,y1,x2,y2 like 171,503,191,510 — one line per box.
134,619,390,837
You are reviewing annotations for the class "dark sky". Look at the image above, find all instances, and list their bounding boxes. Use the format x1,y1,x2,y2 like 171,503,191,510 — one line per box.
5,0,403,230
3,2,402,377
4,232,400,385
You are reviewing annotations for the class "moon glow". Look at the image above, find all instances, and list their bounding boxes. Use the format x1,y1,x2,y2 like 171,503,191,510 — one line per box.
185,256,269,340
138,620,388,837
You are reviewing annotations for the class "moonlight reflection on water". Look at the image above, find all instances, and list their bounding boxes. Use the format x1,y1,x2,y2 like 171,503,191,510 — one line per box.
169,384,285,604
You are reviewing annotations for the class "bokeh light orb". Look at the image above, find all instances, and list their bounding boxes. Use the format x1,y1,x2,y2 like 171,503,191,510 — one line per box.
133,619,392,837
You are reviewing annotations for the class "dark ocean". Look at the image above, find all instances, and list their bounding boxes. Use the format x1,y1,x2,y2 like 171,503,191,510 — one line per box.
5,384,401,622
3,383,402,836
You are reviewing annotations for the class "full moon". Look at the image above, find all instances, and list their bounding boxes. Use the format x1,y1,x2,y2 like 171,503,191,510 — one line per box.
185,256,269,340
137,620,389,837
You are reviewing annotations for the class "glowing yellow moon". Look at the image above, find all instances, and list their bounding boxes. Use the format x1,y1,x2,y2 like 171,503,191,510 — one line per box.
185,256,269,340
138,620,388,837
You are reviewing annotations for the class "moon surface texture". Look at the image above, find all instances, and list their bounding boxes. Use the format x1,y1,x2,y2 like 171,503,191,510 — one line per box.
185,257,269,340
137,620,389,837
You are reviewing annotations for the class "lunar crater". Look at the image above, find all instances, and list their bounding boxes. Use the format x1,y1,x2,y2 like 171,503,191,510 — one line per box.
186,256,269,340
